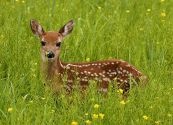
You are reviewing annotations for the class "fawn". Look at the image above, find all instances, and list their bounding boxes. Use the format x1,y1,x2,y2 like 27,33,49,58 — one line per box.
30,19,147,96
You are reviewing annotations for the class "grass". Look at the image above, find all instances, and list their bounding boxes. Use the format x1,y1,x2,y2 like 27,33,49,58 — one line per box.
0,0,173,124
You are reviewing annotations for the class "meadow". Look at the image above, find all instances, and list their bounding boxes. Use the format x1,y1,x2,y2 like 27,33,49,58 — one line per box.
0,0,173,124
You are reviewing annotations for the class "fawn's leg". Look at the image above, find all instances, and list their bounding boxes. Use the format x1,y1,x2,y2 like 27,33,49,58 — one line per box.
97,81,109,95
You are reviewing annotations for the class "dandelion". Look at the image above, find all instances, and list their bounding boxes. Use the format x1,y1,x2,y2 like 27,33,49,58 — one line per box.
160,0,165,2
149,106,153,109
41,97,45,100
120,100,126,105
85,113,89,116
155,120,161,124
0,35,4,38
22,0,25,3
99,113,105,119
147,9,151,12
155,97,159,99
126,10,130,13
32,74,36,77
86,58,90,62
143,115,149,120
139,28,144,31
51,109,55,113
15,0,19,2
117,89,123,94
161,12,166,17
8,107,13,112
92,114,99,119
94,104,100,109
85,120,92,125
71,121,78,125
167,113,172,117
98,6,101,10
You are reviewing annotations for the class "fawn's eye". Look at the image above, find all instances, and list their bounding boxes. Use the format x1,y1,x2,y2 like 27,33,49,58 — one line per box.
56,42,61,47
41,41,46,46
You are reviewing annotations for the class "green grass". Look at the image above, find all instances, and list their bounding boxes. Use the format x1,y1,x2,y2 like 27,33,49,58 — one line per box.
0,0,173,124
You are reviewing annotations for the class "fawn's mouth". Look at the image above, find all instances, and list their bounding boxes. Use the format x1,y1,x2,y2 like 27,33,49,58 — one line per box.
47,56,55,61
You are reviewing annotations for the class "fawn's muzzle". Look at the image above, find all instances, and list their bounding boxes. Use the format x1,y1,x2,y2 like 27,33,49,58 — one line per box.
46,51,55,59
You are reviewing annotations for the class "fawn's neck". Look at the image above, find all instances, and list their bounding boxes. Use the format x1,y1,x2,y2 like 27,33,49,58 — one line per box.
42,57,64,79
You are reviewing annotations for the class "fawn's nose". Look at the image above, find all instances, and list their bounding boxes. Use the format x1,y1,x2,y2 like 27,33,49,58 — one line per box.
46,51,55,58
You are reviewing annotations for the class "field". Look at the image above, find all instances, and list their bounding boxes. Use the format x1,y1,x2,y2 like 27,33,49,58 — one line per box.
0,0,173,125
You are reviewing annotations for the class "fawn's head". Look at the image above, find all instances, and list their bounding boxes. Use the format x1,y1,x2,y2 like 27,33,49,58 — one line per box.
30,19,74,62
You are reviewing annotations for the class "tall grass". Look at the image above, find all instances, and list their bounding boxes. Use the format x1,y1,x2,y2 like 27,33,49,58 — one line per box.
0,0,173,124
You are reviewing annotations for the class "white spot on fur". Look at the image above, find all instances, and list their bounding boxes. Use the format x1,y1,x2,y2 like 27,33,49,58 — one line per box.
111,72,117,75
103,78,110,81
126,64,131,67
67,80,73,83
71,70,75,72
109,74,113,77
94,73,98,76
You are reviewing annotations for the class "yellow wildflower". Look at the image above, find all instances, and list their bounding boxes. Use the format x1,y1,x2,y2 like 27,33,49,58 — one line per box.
161,12,166,17
94,104,100,109
41,97,45,100
99,113,105,119
149,106,153,109
85,120,92,125
71,121,78,125
147,9,151,12
155,120,161,124
160,0,165,2
126,10,130,13
8,107,13,112
98,6,101,10
85,113,89,116
117,89,123,94
86,58,90,62
120,100,126,105
22,0,25,3
92,114,99,119
139,28,144,31
51,110,55,113
0,35,4,38
167,113,172,117
143,115,149,120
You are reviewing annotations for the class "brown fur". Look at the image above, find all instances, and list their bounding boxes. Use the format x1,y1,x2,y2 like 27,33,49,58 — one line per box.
30,19,148,96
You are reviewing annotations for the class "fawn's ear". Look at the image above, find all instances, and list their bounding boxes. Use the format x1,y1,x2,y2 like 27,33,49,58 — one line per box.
30,19,45,37
59,20,74,37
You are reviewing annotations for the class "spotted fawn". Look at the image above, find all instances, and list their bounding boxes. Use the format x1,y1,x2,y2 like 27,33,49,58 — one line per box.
30,19,148,95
